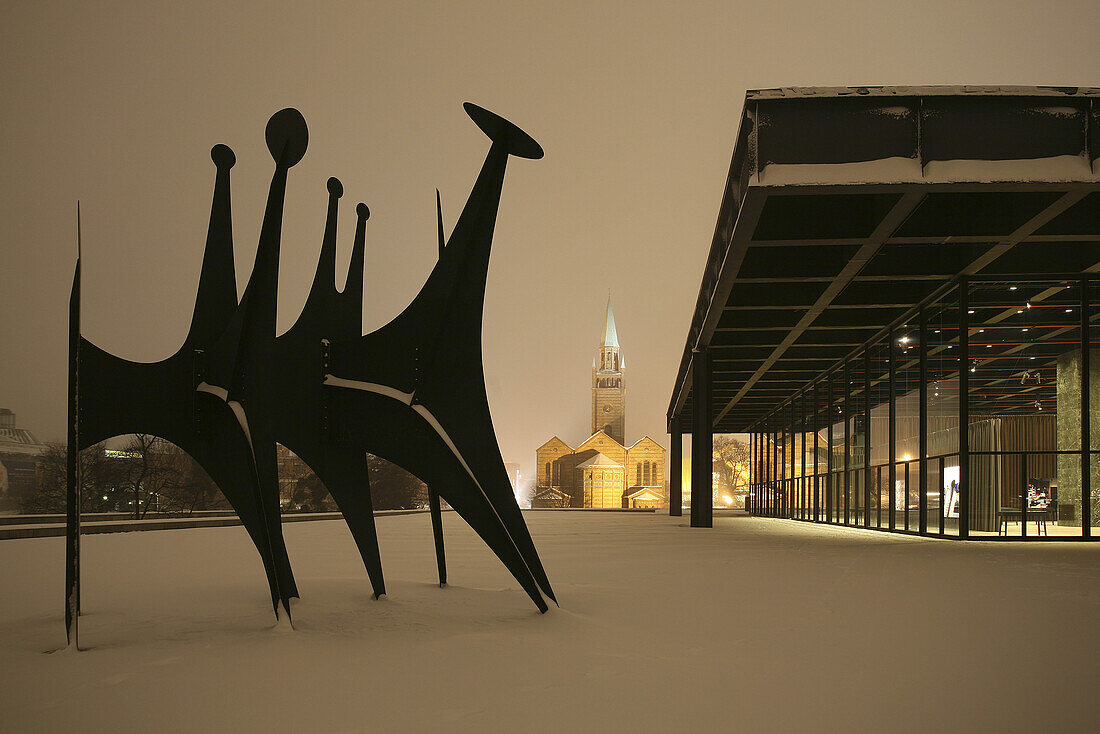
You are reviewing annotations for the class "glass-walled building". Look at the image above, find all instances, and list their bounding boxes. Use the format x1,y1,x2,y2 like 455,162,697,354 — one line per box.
745,277,1096,538
667,86,1098,539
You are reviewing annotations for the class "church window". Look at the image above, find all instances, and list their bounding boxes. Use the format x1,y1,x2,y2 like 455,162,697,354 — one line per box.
545,462,551,484
553,463,560,484
636,463,642,485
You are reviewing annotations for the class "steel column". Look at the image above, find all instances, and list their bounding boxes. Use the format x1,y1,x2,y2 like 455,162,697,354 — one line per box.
1082,278,1092,538
827,377,834,524
959,279,970,539
752,431,757,514
888,325,897,530
690,348,712,528
863,349,872,528
844,360,851,525
670,425,682,517
801,391,807,520
789,400,796,519
813,382,820,521
938,456,945,535
770,425,776,517
919,305,929,535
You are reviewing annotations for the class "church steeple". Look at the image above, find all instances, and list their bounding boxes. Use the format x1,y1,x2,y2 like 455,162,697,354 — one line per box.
592,295,625,444
601,294,619,348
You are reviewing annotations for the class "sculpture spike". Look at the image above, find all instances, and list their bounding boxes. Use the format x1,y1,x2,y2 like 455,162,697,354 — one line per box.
188,145,238,347
308,177,342,303
339,203,369,339
65,201,82,649
228,108,307,400
436,189,445,260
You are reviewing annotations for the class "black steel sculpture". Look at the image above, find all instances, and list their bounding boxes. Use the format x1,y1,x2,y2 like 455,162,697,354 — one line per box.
65,104,553,646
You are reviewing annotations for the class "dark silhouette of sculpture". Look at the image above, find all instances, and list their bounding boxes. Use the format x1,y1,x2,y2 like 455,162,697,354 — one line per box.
65,103,553,646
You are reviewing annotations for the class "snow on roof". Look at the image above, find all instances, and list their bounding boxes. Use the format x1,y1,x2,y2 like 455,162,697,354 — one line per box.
537,436,573,452
757,154,1100,187
533,486,570,499
746,85,1100,99
578,430,620,449
626,435,664,450
0,428,45,456
575,452,624,469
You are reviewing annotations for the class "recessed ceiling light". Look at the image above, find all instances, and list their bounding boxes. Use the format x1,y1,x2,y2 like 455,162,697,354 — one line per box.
1009,286,1018,291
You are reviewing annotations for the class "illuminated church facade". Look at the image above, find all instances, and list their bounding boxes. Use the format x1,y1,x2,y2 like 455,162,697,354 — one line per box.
533,298,667,509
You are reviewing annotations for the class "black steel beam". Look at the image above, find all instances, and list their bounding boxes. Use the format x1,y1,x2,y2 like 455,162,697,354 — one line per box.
1083,278,1092,538
690,348,712,528
714,192,925,427
827,376,834,523
889,324,897,530
959,278,970,538
844,360,851,525
919,305,928,534
670,425,682,517
864,348,872,528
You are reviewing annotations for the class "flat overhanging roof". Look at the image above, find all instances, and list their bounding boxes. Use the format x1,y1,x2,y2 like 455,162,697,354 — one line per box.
668,85,1100,434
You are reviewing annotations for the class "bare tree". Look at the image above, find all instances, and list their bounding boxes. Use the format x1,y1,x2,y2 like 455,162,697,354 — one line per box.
713,434,750,508
21,441,123,514
156,451,230,515
291,473,338,512
533,487,571,508
113,435,186,518
367,454,428,510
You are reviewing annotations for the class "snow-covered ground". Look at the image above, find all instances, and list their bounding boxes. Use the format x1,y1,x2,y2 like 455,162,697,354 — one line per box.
2,511,1098,733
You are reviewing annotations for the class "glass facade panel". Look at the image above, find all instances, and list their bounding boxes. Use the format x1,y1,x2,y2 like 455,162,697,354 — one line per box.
743,278,1094,542
926,288,961,536
959,279,1082,537
893,319,922,532
867,337,891,529
828,370,844,524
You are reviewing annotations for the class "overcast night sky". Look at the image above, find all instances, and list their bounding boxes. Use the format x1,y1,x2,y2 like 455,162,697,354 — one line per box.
2,0,1098,478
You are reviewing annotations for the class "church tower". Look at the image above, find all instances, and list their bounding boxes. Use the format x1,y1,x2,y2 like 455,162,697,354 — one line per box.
592,295,626,444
